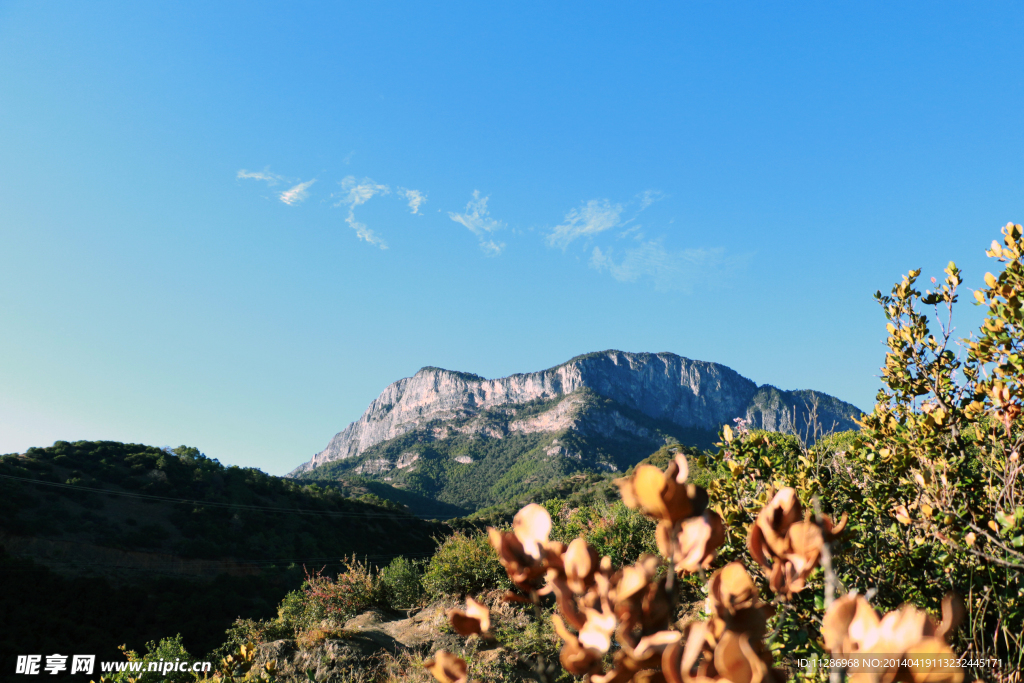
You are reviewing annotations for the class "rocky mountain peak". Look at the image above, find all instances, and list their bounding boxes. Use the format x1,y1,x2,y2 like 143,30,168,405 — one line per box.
289,351,861,476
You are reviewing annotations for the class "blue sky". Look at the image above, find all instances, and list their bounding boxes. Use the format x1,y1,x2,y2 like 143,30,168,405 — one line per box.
1,1,1020,475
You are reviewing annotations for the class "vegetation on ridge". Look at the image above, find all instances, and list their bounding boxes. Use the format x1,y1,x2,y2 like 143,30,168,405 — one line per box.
0,440,445,669
297,389,718,516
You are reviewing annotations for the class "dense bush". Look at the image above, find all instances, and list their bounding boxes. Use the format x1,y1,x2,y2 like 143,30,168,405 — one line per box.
216,616,293,660
846,228,1024,670
274,589,311,634
108,635,195,683
543,498,658,567
302,556,376,624
421,531,509,598
375,556,424,609
699,224,1024,679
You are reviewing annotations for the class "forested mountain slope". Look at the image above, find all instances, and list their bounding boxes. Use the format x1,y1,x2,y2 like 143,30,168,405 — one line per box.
0,440,447,667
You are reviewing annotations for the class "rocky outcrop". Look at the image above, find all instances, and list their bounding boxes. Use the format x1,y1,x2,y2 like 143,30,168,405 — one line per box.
254,607,454,680
291,351,862,476
254,601,525,682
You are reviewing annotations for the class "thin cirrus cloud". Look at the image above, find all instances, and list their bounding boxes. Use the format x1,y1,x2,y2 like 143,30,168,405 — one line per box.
237,168,283,185
546,199,625,250
279,179,316,206
449,190,505,256
590,242,741,293
239,168,428,248
637,189,666,210
334,176,391,249
548,190,746,292
399,188,427,215
237,168,316,206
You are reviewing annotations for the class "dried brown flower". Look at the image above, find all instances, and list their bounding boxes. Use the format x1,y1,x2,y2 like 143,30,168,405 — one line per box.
488,503,564,593
657,510,725,574
447,595,490,638
822,593,965,683
747,488,846,597
616,452,708,525
424,650,469,683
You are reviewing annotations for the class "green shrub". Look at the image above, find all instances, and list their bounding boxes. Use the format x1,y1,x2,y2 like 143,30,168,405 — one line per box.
421,531,508,598
108,635,195,683
216,616,293,659
544,499,658,568
375,556,423,609
276,588,313,632
302,556,376,624
491,604,565,675
583,503,659,567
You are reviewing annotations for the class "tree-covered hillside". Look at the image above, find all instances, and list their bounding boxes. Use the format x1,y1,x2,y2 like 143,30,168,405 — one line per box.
0,440,442,565
0,440,447,672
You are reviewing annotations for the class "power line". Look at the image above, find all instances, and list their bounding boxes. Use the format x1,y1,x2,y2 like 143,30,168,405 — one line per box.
0,473,436,520
0,551,438,576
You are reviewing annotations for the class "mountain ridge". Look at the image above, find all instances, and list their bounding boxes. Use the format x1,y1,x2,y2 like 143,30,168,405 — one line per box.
291,350,862,480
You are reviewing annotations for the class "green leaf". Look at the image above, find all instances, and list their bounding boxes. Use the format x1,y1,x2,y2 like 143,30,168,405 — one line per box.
996,510,1015,529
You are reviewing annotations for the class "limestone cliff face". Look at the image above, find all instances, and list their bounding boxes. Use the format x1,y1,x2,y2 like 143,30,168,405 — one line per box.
290,351,862,476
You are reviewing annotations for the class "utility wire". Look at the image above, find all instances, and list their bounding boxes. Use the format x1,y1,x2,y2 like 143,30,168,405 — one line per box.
0,472,443,520
0,551,437,575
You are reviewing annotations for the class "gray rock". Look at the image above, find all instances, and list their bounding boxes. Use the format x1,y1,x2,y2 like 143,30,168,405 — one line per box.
255,604,459,682
290,350,862,476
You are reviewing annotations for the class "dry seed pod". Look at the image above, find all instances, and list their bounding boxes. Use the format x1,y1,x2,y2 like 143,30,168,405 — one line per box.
563,537,600,594
512,503,552,560
748,488,846,597
822,594,965,683
821,593,880,654
488,505,560,593
707,563,764,616
658,510,725,574
423,650,469,683
551,613,605,676
615,452,707,525
751,488,803,559
447,596,491,638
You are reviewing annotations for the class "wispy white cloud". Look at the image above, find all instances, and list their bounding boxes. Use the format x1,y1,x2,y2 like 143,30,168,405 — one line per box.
337,176,390,208
546,191,665,249
618,225,644,240
279,179,316,205
479,239,505,256
449,190,506,255
590,241,745,293
334,176,390,249
546,199,625,250
399,188,427,214
637,189,666,210
237,168,283,185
